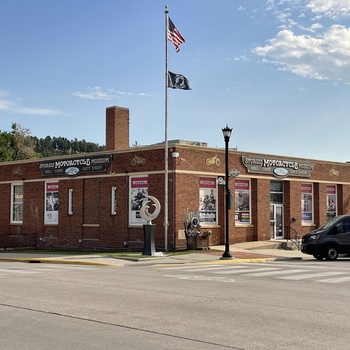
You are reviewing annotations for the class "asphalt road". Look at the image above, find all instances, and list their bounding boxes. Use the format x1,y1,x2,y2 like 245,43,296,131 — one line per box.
1,259,350,350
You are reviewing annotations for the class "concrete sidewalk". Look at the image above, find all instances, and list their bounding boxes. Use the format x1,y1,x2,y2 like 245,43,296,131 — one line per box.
0,240,311,266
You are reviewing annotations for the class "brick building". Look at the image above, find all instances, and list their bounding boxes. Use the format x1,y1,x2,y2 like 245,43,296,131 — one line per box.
1,105,350,250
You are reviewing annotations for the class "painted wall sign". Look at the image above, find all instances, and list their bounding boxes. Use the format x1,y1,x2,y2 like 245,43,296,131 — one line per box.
273,167,289,178
38,155,112,177
65,167,80,176
242,155,315,178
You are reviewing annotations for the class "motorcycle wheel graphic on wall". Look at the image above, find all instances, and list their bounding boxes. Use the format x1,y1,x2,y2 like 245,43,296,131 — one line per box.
131,156,146,166
206,156,221,166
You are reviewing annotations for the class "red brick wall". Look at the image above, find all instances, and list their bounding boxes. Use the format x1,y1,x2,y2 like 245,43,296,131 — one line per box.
254,178,270,241
339,184,350,214
1,139,350,249
106,106,129,151
0,183,11,234
23,181,44,235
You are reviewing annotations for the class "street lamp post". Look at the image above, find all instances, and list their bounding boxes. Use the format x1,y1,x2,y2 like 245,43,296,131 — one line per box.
222,125,233,259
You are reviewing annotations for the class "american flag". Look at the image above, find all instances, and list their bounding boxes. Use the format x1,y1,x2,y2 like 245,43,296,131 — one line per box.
167,17,185,52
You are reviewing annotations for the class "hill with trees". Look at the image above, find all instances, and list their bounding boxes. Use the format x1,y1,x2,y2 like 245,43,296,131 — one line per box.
0,123,105,162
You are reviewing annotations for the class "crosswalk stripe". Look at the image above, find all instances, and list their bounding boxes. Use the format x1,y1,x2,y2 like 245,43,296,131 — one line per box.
0,265,98,276
279,271,345,280
160,264,225,270
216,267,281,275
160,262,350,284
0,269,40,274
167,265,252,272
30,266,96,271
243,269,307,277
164,274,236,283
318,276,350,283
270,262,350,270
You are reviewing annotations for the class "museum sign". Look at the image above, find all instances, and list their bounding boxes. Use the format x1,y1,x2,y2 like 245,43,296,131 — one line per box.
242,155,315,178
38,155,112,177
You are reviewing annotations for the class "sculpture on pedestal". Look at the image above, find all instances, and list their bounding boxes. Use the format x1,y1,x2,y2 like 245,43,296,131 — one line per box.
140,195,161,256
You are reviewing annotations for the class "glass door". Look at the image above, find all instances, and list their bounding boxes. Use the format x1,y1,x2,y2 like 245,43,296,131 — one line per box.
270,204,284,239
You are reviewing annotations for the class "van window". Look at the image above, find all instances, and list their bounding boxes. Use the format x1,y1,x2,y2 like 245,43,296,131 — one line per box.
334,219,350,234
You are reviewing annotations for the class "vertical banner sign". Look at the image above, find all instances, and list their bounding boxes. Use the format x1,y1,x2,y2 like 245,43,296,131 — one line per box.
45,181,59,224
301,183,313,223
129,176,148,225
235,179,251,224
326,185,337,220
199,177,217,225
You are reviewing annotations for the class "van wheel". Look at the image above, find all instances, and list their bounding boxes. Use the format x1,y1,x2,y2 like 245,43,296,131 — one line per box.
313,254,323,260
324,246,339,261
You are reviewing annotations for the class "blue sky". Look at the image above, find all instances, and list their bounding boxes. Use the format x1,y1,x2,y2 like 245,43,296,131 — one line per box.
1,0,350,162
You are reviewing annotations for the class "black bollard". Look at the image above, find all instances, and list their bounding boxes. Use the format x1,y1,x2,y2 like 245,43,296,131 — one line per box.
143,224,156,256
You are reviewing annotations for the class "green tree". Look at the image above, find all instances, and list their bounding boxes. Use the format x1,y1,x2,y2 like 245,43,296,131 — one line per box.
0,122,105,161
35,136,54,157
71,138,80,153
11,123,37,160
0,131,14,161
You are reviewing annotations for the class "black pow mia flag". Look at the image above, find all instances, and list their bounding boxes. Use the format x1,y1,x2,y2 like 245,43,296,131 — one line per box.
167,71,191,90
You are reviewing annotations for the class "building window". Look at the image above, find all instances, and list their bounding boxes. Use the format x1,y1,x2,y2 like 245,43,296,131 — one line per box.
111,187,117,215
235,179,251,224
270,180,283,204
199,177,217,225
68,189,73,215
11,183,23,223
301,183,313,225
326,185,337,220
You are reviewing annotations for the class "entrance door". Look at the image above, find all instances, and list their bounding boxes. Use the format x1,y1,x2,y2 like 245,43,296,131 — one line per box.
270,204,284,239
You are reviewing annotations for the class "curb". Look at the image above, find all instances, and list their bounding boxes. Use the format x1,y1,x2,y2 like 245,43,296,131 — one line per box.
153,256,302,266
0,257,115,266
0,255,303,266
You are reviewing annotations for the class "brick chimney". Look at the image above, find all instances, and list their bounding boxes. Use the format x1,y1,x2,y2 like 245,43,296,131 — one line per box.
106,106,130,151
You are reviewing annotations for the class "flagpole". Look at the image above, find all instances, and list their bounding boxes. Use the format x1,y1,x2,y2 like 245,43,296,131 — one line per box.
164,5,169,251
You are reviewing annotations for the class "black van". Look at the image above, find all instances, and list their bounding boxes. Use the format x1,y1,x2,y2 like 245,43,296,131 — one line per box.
301,215,350,261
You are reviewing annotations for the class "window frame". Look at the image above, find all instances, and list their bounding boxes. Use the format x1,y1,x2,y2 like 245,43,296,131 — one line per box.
235,179,251,225
68,189,73,215
11,182,24,224
270,180,283,204
301,183,314,225
198,177,218,226
111,187,117,215
326,185,337,221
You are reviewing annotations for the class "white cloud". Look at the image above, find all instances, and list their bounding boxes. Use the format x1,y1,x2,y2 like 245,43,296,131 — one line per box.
254,25,350,82
307,0,350,18
0,101,11,111
0,99,58,115
308,22,323,31
72,86,113,100
72,86,153,100
265,0,350,29
253,2,350,82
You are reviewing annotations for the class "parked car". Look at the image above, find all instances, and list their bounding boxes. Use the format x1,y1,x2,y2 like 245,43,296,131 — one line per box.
301,215,350,260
